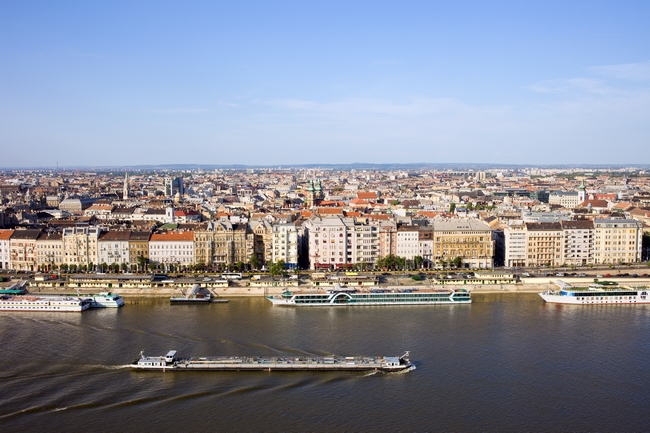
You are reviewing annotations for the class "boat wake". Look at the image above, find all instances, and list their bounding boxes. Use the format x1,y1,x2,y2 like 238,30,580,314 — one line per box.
96,364,133,370
396,365,417,374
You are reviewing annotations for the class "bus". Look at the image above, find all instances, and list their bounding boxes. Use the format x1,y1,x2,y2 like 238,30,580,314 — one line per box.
221,272,243,280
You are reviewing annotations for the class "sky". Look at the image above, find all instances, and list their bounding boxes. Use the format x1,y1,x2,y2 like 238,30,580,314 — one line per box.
1,1,649,168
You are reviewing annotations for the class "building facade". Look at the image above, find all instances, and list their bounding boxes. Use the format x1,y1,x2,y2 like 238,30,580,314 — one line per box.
593,219,643,265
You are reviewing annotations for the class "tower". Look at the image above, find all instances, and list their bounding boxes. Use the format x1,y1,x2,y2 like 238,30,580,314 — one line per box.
123,173,129,200
578,180,586,204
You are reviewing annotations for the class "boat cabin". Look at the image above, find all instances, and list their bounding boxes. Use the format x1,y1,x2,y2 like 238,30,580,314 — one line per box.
165,350,177,363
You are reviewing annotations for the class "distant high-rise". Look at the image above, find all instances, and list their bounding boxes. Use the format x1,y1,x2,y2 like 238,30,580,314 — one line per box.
164,177,184,198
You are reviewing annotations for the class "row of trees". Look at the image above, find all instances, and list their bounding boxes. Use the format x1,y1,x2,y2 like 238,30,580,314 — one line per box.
375,254,465,270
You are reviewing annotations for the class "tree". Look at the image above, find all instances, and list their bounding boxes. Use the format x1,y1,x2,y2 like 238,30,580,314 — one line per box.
60,263,69,273
137,256,148,273
121,263,129,272
69,264,78,273
248,254,260,271
414,256,424,269
466,202,474,211
453,257,463,269
269,260,286,276
100,262,108,272
148,261,158,272
88,262,94,272
449,203,456,213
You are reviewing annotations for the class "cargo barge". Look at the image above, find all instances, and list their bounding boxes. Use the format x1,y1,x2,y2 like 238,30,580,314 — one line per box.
131,350,412,372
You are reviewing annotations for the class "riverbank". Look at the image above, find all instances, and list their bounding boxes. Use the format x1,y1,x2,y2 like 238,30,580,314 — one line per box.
27,283,556,297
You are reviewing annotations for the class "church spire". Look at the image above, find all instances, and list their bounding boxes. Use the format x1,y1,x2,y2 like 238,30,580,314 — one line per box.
123,173,129,200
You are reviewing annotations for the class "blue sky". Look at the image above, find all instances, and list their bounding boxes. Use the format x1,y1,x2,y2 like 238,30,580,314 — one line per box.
1,1,649,167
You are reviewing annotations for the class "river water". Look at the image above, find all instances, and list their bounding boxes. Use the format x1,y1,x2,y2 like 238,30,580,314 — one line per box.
1,293,649,432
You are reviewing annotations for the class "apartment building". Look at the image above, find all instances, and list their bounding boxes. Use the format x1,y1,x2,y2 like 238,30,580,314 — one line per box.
593,218,643,264
561,220,594,266
272,223,298,268
149,231,195,267
432,219,494,269
62,227,100,267
35,232,63,271
0,229,13,269
98,230,131,266
10,229,41,271
503,222,527,268
525,222,562,266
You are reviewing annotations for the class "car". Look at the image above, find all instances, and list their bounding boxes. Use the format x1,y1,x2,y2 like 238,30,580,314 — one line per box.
596,274,604,278
556,273,565,277
632,274,639,278
604,274,611,277
577,273,587,277
521,272,530,277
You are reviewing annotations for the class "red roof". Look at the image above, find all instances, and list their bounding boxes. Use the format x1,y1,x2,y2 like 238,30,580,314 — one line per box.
357,192,378,200
316,207,344,215
0,229,14,240
150,232,194,241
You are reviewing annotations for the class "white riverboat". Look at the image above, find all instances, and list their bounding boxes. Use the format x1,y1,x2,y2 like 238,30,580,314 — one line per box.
0,295,92,312
540,280,650,304
89,292,125,308
267,284,470,306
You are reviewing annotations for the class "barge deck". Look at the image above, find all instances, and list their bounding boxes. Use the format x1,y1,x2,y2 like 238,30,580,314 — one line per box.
132,350,412,372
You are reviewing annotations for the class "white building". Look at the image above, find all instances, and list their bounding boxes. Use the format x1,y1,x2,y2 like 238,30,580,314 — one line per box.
560,220,594,266
98,231,131,267
396,226,420,260
348,223,379,267
272,223,299,269
503,222,527,268
0,229,13,270
149,231,195,268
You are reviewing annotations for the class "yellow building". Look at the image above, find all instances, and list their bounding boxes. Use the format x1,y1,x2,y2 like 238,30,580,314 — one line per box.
432,219,494,269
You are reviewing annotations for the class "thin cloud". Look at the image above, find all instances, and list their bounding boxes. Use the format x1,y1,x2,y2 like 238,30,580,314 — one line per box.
216,101,239,107
148,108,209,114
591,60,650,82
527,78,612,95
261,97,503,117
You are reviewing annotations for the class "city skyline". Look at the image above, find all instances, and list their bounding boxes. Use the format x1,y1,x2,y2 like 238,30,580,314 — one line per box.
2,1,649,167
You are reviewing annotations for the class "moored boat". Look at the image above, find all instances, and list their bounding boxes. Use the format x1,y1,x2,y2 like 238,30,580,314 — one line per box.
540,280,649,304
267,284,470,306
88,292,125,308
131,350,413,372
0,295,92,312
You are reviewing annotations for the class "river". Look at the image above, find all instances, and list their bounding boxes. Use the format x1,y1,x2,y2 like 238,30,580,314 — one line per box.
1,293,649,432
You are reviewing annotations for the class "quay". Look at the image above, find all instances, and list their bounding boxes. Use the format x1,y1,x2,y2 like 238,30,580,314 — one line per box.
16,272,650,298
